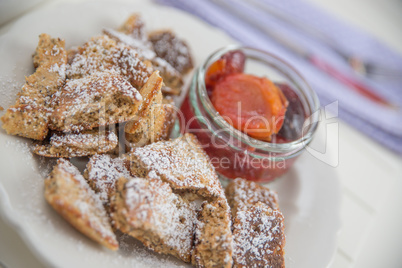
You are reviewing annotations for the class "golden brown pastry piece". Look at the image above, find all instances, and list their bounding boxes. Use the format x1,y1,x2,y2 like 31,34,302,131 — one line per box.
225,177,279,218
148,30,193,75
118,13,147,41
160,101,176,140
1,34,67,140
231,202,285,268
44,159,118,251
66,46,79,65
32,34,66,69
33,128,118,158
128,133,225,199
108,13,187,94
226,178,285,268
115,13,184,88
67,35,152,89
50,71,142,132
192,198,233,268
125,71,165,148
111,176,197,262
103,27,183,93
161,85,181,96
83,154,132,206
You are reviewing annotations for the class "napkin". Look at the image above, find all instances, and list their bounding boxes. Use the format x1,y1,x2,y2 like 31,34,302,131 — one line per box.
155,0,402,155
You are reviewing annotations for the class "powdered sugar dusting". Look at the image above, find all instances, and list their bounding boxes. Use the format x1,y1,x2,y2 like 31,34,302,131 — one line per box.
149,31,193,74
53,159,116,241
51,130,118,147
116,233,189,268
0,69,24,107
49,63,67,80
53,70,142,107
232,203,285,267
103,28,156,60
123,178,197,257
57,158,83,178
67,35,151,89
33,129,118,157
193,198,233,267
103,28,181,84
50,71,142,132
85,154,132,204
229,178,279,214
130,134,224,199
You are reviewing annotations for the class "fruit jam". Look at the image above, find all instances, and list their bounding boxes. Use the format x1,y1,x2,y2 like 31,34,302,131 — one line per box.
179,46,319,182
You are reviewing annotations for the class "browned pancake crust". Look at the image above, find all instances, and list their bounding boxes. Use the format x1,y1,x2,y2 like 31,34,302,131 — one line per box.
128,133,225,199
111,176,197,262
125,71,165,148
50,71,142,132
226,178,285,268
192,198,233,268
84,154,132,206
148,30,193,75
33,128,118,158
1,34,67,140
225,178,279,218
118,13,147,40
160,102,176,140
44,159,118,250
67,35,151,89
103,28,183,92
232,202,285,268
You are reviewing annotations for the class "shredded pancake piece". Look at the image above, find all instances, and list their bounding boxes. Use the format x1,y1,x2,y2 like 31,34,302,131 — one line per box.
67,35,152,89
44,159,118,250
232,202,285,268
192,198,233,268
129,133,225,199
226,178,285,268
33,128,118,158
50,71,142,132
111,176,197,262
125,71,167,148
148,30,193,75
84,154,132,206
225,177,279,217
1,34,67,140
118,13,148,41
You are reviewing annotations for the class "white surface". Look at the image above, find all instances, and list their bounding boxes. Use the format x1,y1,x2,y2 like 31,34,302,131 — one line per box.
0,0,341,267
0,0,46,27
306,0,402,267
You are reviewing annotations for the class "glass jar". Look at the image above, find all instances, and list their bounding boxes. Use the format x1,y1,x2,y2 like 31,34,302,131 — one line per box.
178,45,320,182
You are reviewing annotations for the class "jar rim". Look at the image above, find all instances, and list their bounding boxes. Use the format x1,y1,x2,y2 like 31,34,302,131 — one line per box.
194,45,320,154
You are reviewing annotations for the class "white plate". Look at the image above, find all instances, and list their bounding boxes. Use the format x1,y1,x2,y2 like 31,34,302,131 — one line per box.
0,0,341,267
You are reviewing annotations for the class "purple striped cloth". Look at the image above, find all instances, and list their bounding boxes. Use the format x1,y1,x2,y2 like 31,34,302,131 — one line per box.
155,0,402,155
